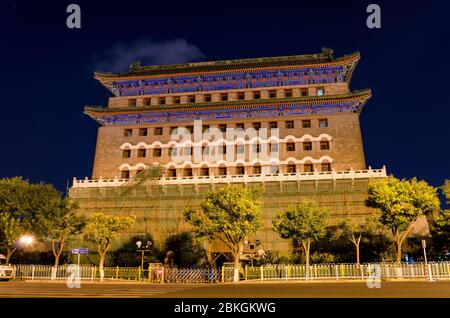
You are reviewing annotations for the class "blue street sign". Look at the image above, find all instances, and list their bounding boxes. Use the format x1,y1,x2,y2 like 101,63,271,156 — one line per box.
71,248,88,254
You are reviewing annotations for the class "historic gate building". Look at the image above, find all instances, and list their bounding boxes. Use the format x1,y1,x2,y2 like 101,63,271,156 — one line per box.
69,49,387,260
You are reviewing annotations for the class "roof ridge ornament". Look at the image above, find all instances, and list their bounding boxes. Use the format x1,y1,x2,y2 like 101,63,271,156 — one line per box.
321,47,334,59
130,61,141,70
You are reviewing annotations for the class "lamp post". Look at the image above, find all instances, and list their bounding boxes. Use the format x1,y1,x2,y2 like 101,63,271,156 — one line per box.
244,239,262,267
136,240,152,270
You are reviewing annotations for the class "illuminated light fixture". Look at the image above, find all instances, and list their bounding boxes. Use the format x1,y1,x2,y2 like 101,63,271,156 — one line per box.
19,235,34,246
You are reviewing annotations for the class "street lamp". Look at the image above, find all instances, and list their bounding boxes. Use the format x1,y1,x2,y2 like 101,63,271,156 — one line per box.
19,235,34,246
136,240,152,270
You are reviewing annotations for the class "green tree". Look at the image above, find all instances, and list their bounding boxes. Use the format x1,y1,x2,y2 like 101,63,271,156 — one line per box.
336,215,380,264
429,180,450,256
0,212,24,263
367,177,440,264
85,213,135,280
273,201,327,278
184,185,262,282
35,199,85,267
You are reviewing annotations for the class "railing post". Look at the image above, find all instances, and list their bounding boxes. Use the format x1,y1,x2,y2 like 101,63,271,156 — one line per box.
245,265,248,281
116,266,119,280
148,264,152,282
335,264,339,280
92,266,96,281
260,265,264,281
161,266,165,283
31,265,35,281
221,266,224,283
285,265,288,280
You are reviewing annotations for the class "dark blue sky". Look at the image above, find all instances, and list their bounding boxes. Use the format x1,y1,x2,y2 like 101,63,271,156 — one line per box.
2,0,449,192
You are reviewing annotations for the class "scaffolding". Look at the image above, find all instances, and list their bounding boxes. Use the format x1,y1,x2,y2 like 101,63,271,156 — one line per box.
69,171,382,254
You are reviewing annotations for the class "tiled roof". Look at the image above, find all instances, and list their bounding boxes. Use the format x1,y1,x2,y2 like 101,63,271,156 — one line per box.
94,51,360,79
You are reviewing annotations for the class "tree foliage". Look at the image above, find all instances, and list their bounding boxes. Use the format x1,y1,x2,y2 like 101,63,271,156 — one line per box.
429,180,450,256
366,176,440,263
336,215,380,264
184,185,262,281
273,201,327,277
85,213,135,275
0,212,24,263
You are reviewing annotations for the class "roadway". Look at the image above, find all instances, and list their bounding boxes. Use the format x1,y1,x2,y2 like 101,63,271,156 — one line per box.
0,280,449,298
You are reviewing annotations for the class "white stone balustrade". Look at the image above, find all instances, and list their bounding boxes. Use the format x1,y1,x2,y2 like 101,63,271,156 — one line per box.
72,166,387,188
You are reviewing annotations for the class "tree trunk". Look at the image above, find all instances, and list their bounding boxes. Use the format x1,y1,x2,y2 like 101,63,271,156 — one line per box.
354,236,361,265
99,252,106,281
6,247,16,264
301,239,311,280
232,250,240,283
395,238,402,264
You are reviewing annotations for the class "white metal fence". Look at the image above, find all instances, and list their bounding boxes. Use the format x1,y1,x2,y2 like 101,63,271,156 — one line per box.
10,262,450,283
244,262,450,281
12,264,235,283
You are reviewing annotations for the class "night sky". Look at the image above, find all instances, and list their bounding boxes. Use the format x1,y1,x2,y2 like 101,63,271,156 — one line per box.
2,0,449,193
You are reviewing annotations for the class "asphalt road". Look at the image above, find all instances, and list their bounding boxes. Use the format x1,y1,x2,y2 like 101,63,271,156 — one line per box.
0,280,449,298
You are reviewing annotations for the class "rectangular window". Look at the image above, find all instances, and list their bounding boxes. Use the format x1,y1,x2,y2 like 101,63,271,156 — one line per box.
236,123,245,130
184,147,193,156
236,166,245,175
153,148,162,157
122,149,131,158
158,97,166,105
204,94,212,102
128,99,137,107
237,92,245,100
137,149,146,157
154,127,163,135
253,91,261,99
218,167,227,175
188,95,196,103
269,90,277,98
144,98,151,106
319,119,328,128
253,165,261,175
303,142,312,151
269,121,278,129
168,169,177,177
270,143,279,153
173,96,181,104
286,142,295,152
220,93,228,101
285,89,293,98
285,120,294,129
236,144,245,154
320,141,330,150
287,164,296,173
220,145,227,155
321,163,331,172
123,129,133,137
304,164,314,172
219,124,227,133
121,170,130,179
302,120,311,128
201,168,210,176
139,128,148,136
317,87,324,96
301,88,308,96
252,122,261,130
184,168,193,177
